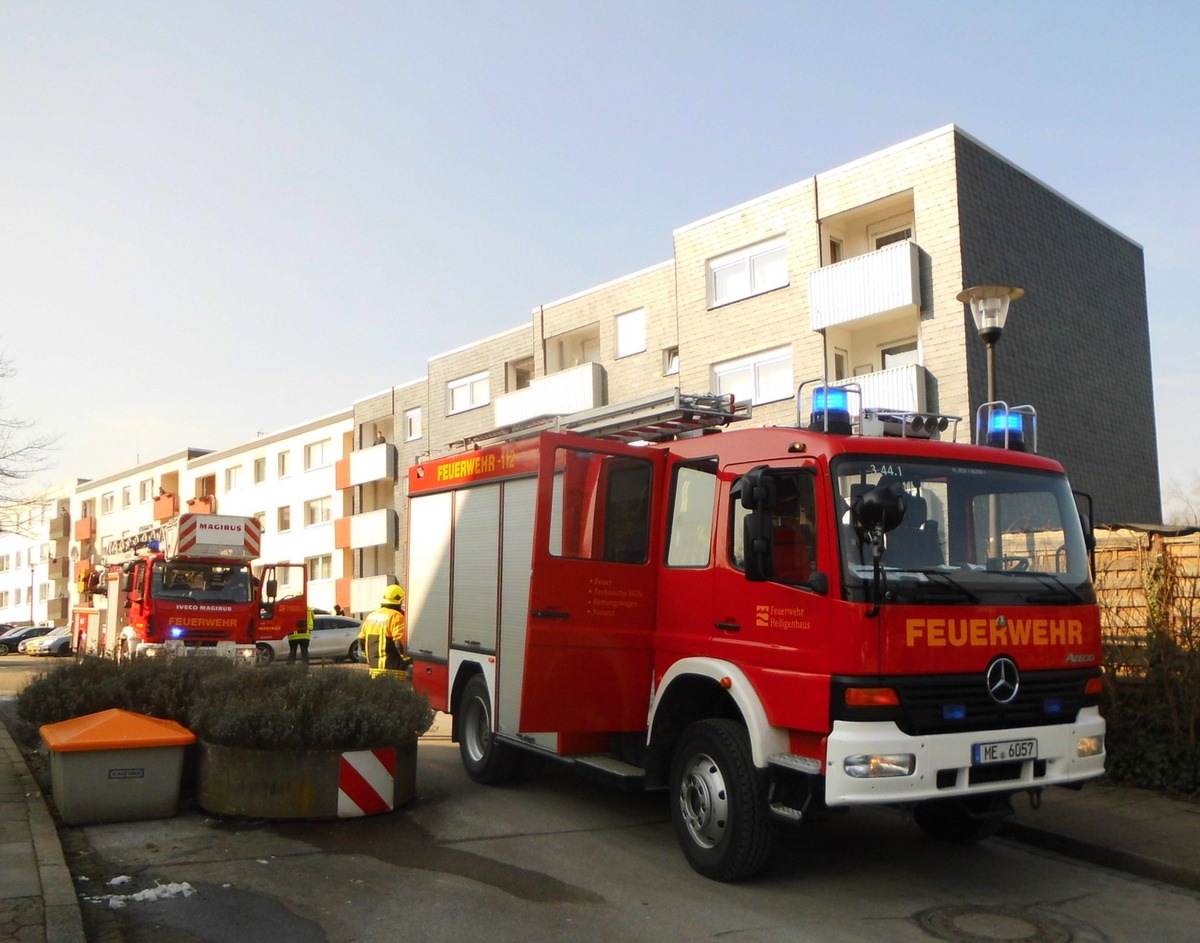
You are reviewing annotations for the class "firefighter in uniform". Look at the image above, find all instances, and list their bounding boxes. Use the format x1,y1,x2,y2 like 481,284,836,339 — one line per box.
287,607,314,666
359,584,407,671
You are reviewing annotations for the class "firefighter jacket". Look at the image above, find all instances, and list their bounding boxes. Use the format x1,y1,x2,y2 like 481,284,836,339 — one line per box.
288,608,314,642
359,605,406,670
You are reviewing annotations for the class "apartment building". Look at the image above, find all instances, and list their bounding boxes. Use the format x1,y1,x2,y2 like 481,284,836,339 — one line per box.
339,125,1159,606
48,410,353,625
0,481,74,628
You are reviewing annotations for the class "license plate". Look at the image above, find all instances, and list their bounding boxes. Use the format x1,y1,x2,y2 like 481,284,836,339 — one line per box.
972,738,1038,765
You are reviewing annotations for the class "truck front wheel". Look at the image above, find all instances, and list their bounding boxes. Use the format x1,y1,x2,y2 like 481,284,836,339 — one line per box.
458,675,519,785
670,718,772,881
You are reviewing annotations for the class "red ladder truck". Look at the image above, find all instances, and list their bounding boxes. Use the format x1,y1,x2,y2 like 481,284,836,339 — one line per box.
407,387,1105,880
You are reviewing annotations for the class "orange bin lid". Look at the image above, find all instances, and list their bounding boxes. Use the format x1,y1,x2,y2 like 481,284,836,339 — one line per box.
41,708,196,752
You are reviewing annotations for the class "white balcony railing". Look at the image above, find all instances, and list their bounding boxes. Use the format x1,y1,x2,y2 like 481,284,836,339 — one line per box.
348,508,397,550
493,362,606,427
350,574,391,615
808,240,921,330
349,442,396,486
834,364,927,413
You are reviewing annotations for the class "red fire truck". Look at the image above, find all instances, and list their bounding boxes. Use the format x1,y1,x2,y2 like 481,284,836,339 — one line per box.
72,513,308,661
407,387,1105,880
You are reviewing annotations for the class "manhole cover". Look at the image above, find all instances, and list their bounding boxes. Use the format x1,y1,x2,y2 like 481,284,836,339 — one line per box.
914,905,1071,943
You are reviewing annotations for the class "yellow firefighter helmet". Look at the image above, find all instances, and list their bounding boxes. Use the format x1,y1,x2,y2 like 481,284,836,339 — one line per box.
382,584,406,606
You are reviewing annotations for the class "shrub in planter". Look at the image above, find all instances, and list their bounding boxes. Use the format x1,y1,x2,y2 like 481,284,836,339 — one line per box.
190,668,433,819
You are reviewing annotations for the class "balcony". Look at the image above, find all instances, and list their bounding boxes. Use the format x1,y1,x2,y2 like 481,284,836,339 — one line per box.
154,491,179,521
350,575,392,615
49,515,69,540
49,556,70,580
46,598,69,622
834,364,928,413
344,508,397,551
187,495,217,514
73,516,95,541
493,362,606,428
809,240,921,330
348,442,397,487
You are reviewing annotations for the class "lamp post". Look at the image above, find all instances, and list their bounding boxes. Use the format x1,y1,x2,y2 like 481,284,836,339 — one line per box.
957,285,1024,565
956,285,1024,403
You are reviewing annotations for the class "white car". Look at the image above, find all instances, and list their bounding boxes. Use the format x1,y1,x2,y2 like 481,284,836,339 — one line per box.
255,616,364,664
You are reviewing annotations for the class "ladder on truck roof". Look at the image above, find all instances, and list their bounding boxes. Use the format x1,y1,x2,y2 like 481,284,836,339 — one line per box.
452,390,753,449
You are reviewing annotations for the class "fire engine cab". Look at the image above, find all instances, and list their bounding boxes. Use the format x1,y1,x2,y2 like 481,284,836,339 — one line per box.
407,386,1105,881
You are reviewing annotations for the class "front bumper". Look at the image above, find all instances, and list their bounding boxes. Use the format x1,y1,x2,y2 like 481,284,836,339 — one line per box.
821,707,1106,806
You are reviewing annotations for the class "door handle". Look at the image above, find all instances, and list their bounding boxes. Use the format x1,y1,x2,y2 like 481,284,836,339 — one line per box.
531,610,569,619
715,621,741,632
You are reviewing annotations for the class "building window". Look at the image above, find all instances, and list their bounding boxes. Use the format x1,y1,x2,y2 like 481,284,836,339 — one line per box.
121,486,132,509
304,496,332,526
224,465,242,492
447,371,490,414
278,451,291,478
506,357,534,392
101,492,115,515
708,237,788,308
253,511,266,532
277,506,291,532
81,499,95,518
869,216,914,250
253,457,266,484
833,347,849,381
663,346,680,376
139,479,154,503
306,554,333,580
0,591,7,608
712,345,793,406
828,237,843,264
615,308,646,358
0,555,8,573
545,326,600,373
14,587,22,607
405,407,422,442
881,339,919,370
304,439,332,471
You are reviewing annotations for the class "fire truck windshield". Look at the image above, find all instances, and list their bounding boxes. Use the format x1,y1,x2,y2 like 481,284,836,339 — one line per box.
832,456,1094,606
151,562,254,604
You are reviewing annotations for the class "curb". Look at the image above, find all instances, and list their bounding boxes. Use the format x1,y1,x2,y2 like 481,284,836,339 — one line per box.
0,721,86,943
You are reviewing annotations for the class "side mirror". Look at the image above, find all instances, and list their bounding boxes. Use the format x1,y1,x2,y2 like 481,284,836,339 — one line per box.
1080,513,1096,554
852,482,907,538
120,571,134,594
742,511,772,581
739,466,777,511
265,578,278,600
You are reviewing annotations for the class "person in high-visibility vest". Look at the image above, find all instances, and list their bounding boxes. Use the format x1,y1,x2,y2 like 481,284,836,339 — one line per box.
359,585,406,670
287,607,314,666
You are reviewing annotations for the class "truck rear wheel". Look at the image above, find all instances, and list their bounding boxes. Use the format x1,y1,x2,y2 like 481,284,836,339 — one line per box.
670,718,772,881
913,793,1012,844
458,675,519,785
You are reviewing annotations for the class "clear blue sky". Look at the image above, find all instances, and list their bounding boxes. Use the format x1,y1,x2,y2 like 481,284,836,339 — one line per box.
2,2,1196,518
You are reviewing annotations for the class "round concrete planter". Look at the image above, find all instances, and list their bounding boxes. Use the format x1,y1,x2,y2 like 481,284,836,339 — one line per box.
197,739,418,819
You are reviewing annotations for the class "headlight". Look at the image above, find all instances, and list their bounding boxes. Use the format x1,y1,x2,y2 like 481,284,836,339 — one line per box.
1077,735,1104,758
844,754,916,778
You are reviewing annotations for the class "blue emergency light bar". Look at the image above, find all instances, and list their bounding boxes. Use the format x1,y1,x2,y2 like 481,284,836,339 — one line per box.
986,410,1025,450
810,387,853,435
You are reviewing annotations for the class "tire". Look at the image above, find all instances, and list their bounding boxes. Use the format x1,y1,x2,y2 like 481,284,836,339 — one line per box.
256,643,275,665
0,642,9,656
458,675,520,785
914,793,1013,844
670,719,773,881
347,640,363,663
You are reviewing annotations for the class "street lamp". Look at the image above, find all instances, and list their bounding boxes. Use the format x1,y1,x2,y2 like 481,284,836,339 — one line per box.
956,285,1024,403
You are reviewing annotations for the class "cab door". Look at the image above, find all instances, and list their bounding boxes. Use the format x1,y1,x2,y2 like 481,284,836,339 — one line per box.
710,462,833,733
519,433,668,733
259,562,309,641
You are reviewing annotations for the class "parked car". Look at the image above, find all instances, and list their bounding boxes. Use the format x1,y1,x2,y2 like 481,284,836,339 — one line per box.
0,624,54,656
20,626,72,657
255,616,364,664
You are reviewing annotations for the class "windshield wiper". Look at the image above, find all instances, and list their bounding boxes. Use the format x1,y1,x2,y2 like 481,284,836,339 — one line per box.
898,568,981,603
1022,570,1087,604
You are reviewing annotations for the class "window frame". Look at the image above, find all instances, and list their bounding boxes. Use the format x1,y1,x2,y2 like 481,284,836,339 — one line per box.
615,308,647,359
707,236,789,309
446,371,490,415
712,345,794,406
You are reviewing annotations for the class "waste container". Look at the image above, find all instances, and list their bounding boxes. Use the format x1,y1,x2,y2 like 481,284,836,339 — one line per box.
40,708,196,825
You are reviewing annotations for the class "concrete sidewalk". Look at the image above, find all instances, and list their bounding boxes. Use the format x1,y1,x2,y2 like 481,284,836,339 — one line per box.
0,716,85,943
2,708,1199,943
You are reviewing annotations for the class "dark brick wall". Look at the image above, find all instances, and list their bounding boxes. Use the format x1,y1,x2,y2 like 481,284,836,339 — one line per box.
955,133,1160,524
